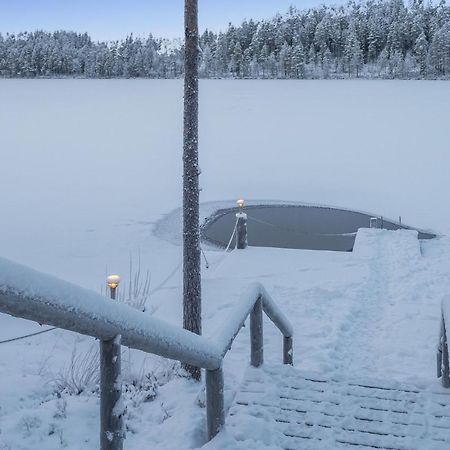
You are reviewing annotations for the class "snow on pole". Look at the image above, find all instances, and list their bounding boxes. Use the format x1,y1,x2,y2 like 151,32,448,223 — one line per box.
183,0,202,381
260,284,294,339
100,276,124,450
214,282,293,358
250,297,263,367
438,315,444,378
283,336,294,365
206,366,225,440
441,314,450,388
236,199,248,249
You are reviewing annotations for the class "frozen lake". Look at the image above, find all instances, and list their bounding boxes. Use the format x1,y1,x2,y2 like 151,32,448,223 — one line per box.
0,78,448,285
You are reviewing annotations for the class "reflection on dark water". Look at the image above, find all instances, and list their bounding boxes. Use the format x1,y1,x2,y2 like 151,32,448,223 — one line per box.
201,205,435,252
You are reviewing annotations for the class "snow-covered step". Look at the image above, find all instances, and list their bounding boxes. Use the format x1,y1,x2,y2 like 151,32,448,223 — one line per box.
353,228,421,260
226,365,450,449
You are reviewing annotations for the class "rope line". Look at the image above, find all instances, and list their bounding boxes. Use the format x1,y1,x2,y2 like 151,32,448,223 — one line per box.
149,262,182,295
205,218,239,277
224,217,239,252
201,247,210,269
0,327,57,345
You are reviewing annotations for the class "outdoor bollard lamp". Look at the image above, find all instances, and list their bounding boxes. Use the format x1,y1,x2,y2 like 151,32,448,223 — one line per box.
236,199,248,250
107,274,121,299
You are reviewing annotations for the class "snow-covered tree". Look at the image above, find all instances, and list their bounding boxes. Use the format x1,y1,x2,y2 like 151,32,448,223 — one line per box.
414,31,429,76
1,0,449,80
291,41,306,78
344,24,364,77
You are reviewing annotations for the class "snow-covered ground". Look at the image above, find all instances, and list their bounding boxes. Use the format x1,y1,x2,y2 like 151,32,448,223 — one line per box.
0,79,449,449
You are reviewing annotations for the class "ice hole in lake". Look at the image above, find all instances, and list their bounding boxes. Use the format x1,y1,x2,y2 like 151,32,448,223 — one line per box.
201,205,435,252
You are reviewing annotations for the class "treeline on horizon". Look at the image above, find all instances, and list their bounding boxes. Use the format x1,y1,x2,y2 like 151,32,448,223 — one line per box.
0,0,449,80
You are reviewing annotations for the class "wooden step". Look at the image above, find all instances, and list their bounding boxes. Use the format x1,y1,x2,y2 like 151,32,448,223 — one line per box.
227,365,450,449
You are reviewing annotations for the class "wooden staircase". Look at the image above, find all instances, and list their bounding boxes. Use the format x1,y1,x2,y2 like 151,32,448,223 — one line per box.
228,365,450,449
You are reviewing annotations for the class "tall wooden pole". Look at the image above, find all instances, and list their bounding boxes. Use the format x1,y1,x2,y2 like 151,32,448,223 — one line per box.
183,0,202,381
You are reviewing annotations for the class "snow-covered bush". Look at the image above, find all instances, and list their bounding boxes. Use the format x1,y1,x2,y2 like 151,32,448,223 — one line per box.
123,357,182,408
53,344,99,395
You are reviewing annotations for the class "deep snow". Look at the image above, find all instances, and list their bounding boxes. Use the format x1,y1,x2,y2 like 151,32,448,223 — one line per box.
0,79,449,449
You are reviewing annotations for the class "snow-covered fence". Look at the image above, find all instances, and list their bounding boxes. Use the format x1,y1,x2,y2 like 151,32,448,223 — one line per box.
438,298,450,387
0,257,293,445
0,258,220,369
207,282,293,438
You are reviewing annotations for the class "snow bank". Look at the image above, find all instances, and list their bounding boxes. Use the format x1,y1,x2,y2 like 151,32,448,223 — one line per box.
353,228,420,259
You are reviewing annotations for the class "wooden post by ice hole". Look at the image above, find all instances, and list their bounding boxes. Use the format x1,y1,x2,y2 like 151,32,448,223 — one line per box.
236,199,248,249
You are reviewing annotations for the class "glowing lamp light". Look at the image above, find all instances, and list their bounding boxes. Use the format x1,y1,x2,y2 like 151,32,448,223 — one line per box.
107,274,121,290
237,199,245,210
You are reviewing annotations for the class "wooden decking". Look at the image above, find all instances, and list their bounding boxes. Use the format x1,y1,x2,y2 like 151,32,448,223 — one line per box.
228,365,450,449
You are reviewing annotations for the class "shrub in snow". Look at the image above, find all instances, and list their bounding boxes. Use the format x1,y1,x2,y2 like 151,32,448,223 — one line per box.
19,415,42,438
123,357,181,408
53,343,99,395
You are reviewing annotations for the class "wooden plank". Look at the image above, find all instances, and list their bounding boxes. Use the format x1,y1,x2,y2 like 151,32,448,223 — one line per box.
229,367,450,449
235,391,425,424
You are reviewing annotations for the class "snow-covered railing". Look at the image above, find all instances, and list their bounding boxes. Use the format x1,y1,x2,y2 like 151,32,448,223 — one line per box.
215,282,293,362
438,297,450,387
207,282,293,438
0,257,221,370
0,258,293,447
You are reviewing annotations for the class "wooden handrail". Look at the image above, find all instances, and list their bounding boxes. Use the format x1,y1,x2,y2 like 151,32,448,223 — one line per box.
0,257,293,447
206,282,293,439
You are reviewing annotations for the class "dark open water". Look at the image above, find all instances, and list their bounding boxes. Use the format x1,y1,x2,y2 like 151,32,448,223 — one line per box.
201,205,435,252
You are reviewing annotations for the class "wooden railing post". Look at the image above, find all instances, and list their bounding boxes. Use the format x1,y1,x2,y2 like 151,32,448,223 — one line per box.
441,315,450,388
283,336,293,365
101,280,124,450
250,297,263,367
206,366,225,440
438,316,444,378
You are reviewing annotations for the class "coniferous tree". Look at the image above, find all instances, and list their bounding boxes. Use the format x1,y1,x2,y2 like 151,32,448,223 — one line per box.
344,24,364,77
291,40,306,78
414,31,429,76
0,0,449,80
